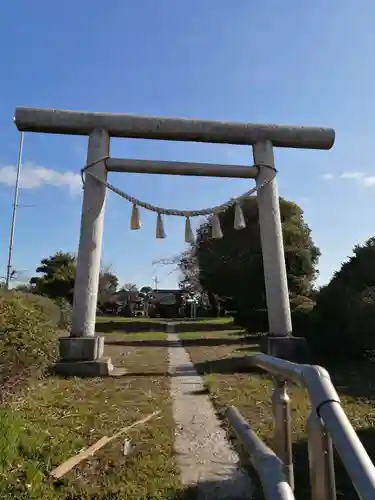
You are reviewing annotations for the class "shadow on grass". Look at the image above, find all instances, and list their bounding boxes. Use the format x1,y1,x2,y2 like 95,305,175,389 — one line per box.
193,356,264,376
226,330,260,337
223,426,375,500
171,476,253,500
291,426,375,500
236,344,260,353
174,322,239,333
105,337,256,348
234,342,375,403
81,477,253,500
96,320,240,334
116,371,170,378
103,356,264,378
320,359,375,403
96,321,166,333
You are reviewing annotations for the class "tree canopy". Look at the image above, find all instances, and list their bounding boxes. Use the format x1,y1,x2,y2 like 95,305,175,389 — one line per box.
30,252,119,305
120,283,138,292
190,196,320,329
309,237,375,358
97,266,119,305
30,252,76,302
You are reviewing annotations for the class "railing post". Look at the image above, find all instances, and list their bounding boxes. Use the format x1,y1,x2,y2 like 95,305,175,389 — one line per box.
272,378,294,489
307,412,336,500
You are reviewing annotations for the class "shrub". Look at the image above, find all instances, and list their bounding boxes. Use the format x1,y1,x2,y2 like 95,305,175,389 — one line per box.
290,294,315,336
0,293,58,394
233,307,268,334
0,291,72,330
306,238,375,360
0,290,61,324
308,286,375,360
232,294,315,336
53,297,72,329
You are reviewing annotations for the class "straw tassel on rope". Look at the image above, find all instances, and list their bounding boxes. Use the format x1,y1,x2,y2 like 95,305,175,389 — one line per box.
81,159,275,242
156,213,166,239
234,202,246,230
211,213,223,239
130,203,141,230
184,217,195,243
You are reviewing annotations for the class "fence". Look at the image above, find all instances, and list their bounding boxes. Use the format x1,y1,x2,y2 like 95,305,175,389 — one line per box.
225,353,375,500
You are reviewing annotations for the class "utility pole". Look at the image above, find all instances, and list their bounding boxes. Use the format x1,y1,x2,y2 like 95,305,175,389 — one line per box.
153,275,159,290
6,133,24,289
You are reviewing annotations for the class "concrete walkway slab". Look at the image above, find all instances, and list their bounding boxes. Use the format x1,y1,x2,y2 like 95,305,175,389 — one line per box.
168,331,253,499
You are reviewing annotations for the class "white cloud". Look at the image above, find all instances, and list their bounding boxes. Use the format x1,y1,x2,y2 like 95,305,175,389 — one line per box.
321,173,334,180
297,196,310,204
339,171,375,187
321,170,375,188
362,176,375,186
340,171,364,180
0,162,82,195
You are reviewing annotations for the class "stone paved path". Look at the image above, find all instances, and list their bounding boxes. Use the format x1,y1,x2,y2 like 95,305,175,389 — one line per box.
167,325,253,499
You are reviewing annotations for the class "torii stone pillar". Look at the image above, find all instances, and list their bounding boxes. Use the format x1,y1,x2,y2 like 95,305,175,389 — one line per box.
55,129,112,376
14,107,335,376
253,141,298,359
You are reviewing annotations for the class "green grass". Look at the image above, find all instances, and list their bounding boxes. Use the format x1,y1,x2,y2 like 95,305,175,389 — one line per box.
8,316,373,499
178,329,244,340
0,332,181,500
95,316,167,323
181,330,375,500
95,315,234,326
174,317,233,324
105,331,167,341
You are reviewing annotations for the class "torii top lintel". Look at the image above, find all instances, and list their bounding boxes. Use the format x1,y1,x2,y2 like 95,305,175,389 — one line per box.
14,107,335,150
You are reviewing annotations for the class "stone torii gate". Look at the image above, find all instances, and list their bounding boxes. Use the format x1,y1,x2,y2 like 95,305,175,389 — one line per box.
14,107,335,376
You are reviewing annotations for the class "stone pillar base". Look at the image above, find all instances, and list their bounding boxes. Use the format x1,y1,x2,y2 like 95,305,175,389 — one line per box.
259,335,310,363
55,357,114,377
55,336,114,377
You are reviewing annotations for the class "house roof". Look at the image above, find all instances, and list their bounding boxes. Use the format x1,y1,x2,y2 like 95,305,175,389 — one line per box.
111,290,141,303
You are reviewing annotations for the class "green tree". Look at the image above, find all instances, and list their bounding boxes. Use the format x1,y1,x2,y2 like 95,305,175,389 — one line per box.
140,286,153,316
30,252,119,305
120,283,138,292
30,252,76,302
178,249,201,293
194,197,320,330
97,265,119,306
309,237,375,359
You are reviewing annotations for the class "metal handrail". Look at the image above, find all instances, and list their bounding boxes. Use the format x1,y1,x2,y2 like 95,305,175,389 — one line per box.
226,406,295,500
225,353,375,500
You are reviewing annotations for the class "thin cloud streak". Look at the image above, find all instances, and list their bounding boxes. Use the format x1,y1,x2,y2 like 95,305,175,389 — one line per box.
0,162,82,195
321,171,375,187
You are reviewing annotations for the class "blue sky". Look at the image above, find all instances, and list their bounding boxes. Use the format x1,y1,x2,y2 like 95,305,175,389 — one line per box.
1,0,375,289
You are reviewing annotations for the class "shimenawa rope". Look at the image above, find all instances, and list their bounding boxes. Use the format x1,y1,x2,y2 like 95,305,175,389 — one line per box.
80,156,276,241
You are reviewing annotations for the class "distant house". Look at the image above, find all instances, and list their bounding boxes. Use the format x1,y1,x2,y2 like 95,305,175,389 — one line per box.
112,289,141,305
100,289,142,316
149,289,184,318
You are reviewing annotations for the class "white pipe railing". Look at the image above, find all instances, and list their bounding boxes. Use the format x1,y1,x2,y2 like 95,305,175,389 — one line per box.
226,406,295,500
225,353,375,500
